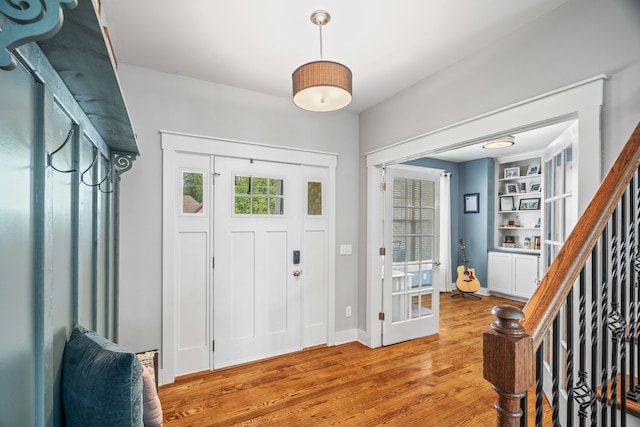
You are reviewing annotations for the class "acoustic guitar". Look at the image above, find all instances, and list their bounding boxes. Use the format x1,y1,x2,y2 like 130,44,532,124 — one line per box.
455,239,481,293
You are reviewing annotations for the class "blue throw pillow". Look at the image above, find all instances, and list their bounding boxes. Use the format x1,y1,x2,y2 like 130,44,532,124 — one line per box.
62,325,143,427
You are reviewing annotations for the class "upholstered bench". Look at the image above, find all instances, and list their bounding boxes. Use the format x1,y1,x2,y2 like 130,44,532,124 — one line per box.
62,325,163,427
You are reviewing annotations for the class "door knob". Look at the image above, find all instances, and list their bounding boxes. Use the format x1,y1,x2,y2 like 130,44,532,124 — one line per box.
293,270,302,277
434,261,441,266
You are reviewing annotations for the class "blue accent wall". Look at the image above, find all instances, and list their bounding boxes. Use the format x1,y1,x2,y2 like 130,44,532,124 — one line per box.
458,158,494,289
405,157,494,289
0,45,121,425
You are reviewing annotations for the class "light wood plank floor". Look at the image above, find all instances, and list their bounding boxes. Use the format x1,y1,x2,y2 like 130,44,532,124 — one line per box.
159,293,549,426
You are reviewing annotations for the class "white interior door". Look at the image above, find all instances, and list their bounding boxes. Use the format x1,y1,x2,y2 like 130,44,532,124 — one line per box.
382,165,442,346
213,157,305,368
172,152,212,376
540,121,579,423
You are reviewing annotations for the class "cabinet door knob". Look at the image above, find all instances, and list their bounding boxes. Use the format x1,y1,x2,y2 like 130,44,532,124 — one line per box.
434,261,441,266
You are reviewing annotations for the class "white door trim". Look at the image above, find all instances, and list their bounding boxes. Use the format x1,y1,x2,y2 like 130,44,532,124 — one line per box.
364,76,605,348
161,132,337,385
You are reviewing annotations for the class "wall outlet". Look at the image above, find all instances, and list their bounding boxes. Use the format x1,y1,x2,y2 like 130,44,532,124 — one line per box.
346,306,352,317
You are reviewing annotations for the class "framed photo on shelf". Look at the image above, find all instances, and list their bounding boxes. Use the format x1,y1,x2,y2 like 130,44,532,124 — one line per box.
505,183,519,194
529,183,541,192
519,197,540,210
464,193,479,214
520,182,527,193
504,167,520,178
500,196,515,211
527,164,540,175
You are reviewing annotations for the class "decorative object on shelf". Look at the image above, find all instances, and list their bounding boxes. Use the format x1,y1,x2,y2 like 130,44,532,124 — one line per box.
0,0,78,70
529,183,541,192
523,236,531,249
504,167,520,178
519,197,540,210
534,236,541,250
292,10,352,112
505,183,519,194
520,182,527,193
534,217,541,228
526,164,541,175
502,235,516,248
500,196,515,211
463,193,479,214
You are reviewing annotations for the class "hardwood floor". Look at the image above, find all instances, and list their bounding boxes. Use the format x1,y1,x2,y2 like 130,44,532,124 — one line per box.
159,293,549,426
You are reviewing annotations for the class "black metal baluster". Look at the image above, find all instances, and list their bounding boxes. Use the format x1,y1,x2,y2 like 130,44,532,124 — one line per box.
521,391,528,427
633,169,640,399
567,288,574,427
591,243,601,427
620,192,629,425
628,172,639,401
537,346,544,427
601,225,610,427
575,267,596,427
609,210,620,427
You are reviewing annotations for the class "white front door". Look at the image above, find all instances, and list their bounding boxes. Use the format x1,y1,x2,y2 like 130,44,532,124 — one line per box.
213,157,305,368
382,165,442,345
172,152,212,376
162,133,336,383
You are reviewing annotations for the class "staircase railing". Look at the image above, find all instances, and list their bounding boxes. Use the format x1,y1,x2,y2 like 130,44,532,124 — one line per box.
484,123,640,426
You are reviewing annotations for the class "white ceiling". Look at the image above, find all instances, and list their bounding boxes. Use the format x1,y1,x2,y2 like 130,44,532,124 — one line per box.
101,0,568,115
426,119,575,163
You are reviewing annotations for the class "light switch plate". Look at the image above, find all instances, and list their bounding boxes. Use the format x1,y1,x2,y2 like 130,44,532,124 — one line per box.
339,244,352,255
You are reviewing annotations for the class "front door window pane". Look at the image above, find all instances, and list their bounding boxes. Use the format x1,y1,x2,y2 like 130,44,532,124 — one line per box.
234,175,285,216
183,171,204,214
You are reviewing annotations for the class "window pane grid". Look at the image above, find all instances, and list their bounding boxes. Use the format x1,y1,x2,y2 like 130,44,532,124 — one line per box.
234,175,285,216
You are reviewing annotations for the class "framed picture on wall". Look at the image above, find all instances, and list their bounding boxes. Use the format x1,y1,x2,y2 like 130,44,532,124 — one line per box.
464,193,479,213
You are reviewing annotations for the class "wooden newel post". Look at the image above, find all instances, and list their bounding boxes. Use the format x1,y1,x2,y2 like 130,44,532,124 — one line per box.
483,305,534,427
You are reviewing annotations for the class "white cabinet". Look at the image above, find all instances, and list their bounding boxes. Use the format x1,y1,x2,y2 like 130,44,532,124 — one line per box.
495,154,543,254
488,251,539,299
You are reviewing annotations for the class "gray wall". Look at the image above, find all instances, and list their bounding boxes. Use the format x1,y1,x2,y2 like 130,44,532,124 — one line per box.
117,0,640,350
116,65,360,352
358,0,640,331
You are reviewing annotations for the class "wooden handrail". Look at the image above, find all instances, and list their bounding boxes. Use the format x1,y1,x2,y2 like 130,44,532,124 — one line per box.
484,123,640,425
522,122,640,349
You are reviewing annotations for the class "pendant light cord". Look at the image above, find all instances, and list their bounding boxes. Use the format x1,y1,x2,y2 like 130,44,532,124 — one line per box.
318,23,323,60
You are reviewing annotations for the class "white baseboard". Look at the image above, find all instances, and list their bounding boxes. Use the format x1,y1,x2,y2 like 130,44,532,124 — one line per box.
334,328,358,345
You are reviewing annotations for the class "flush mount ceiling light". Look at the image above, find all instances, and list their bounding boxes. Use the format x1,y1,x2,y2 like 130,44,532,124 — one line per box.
292,10,352,112
483,135,515,149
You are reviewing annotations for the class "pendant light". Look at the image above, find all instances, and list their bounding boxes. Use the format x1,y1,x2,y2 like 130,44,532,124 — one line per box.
292,10,352,112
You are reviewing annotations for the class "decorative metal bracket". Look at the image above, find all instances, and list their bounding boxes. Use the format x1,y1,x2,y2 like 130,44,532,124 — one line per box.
0,0,78,70
111,151,137,182
81,150,112,193
47,126,77,173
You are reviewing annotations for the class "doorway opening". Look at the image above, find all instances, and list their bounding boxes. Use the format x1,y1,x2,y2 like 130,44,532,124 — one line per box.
364,76,604,349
